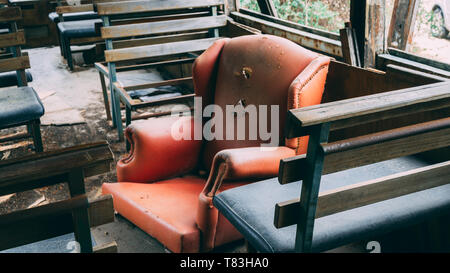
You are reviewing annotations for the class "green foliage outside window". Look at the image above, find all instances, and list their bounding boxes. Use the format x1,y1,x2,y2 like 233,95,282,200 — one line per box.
240,0,345,33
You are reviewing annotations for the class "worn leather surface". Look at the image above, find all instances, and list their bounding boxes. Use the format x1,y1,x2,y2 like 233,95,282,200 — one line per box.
58,19,102,38
213,156,450,253
48,11,99,23
117,116,202,183
106,35,331,252
102,176,246,253
0,86,44,128
0,71,33,88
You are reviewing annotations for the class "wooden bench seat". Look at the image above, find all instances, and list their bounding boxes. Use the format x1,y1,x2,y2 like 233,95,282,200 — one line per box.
214,80,450,253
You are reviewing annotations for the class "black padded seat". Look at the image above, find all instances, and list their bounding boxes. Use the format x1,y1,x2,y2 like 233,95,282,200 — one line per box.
0,86,44,128
57,19,102,38
0,71,33,88
214,156,450,252
48,11,99,23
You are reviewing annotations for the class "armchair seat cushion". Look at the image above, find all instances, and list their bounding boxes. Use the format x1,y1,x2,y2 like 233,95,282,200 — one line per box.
0,86,44,128
57,19,102,38
213,156,450,253
48,11,99,23
0,71,33,88
102,177,246,253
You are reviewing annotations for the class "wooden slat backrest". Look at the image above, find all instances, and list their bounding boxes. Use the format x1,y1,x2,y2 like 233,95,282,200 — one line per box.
274,81,450,252
56,4,93,15
0,29,25,48
104,37,221,63
0,6,28,86
0,6,21,22
101,15,227,39
96,0,224,16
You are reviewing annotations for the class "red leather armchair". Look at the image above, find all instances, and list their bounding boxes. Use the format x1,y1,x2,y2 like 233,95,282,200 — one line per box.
102,35,331,252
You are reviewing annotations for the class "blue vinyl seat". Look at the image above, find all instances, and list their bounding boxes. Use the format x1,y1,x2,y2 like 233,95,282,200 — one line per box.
48,11,99,23
0,86,44,128
0,71,33,88
214,156,450,252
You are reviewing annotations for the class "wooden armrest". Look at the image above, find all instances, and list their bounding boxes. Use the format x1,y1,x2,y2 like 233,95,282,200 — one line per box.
287,81,450,138
56,4,93,15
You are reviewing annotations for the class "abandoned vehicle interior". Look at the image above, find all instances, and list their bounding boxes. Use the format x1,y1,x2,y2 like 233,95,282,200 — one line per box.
0,0,449,259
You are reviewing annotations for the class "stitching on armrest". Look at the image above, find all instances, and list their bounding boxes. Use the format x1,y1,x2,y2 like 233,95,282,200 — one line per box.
295,62,329,154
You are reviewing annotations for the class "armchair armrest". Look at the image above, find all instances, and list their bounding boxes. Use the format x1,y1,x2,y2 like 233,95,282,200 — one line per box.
202,146,296,197
197,146,295,251
117,116,202,182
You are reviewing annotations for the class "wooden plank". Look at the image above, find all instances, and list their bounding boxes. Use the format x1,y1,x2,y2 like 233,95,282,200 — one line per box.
0,55,30,73
377,53,450,79
0,195,114,251
128,93,195,108
385,65,447,84
0,142,113,196
70,35,103,45
257,0,277,17
321,118,450,174
93,241,118,253
113,32,209,49
281,118,450,184
278,154,306,184
88,194,114,227
287,81,450,137
0,7,22,22
101,15,226,39
238,8,339,40
56,4,93,14
104,37,221,62
275,161,450,228
230,11,342,58
387,0,419,50
96,0,224,15
350,0,366,67
0,30,26,48
387,47,450,73
339,22,360,67
0,131,29,143
123,77,192,91
225,18,261,36
364,0,385,68
0,141,32,152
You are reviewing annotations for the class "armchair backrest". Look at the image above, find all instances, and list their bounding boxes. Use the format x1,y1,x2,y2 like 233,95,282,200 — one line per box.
193,35,330,169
